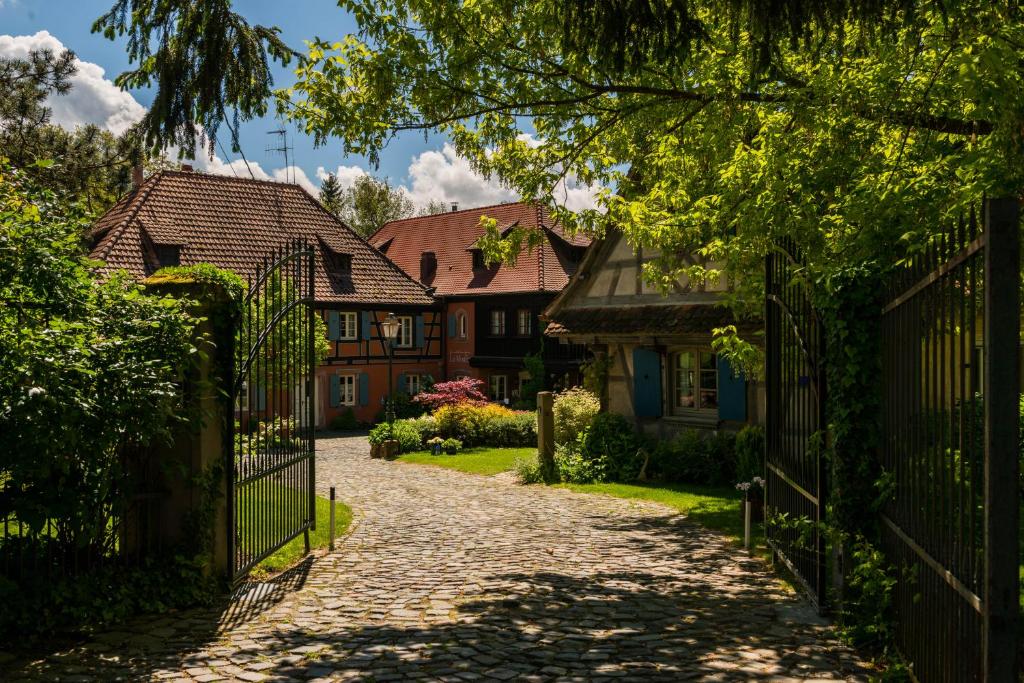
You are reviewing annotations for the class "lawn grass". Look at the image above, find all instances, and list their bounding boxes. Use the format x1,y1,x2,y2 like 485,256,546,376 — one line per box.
397,447,536,476
556,480,762,547
239,487,353,579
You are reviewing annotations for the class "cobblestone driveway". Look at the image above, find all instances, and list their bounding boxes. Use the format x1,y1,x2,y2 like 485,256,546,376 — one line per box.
6,435,869,682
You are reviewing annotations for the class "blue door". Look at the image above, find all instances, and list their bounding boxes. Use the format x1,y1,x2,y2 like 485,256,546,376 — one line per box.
632,348,662,418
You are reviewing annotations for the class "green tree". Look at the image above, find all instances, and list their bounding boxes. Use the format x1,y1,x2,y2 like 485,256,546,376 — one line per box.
418,199,449,216
338,174,414,237
0,162,198,558
318,172,343,216
93,0,296,157
0,49,142,215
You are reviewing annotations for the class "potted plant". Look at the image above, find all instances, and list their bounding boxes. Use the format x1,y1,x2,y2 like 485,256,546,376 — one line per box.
427,436,444,455
441,438,462,455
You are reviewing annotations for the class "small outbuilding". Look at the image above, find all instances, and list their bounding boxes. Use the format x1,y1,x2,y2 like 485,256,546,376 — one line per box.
542,230,762,437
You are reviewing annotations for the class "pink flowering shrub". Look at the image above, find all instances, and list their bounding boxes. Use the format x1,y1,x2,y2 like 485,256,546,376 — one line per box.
413,377,488,409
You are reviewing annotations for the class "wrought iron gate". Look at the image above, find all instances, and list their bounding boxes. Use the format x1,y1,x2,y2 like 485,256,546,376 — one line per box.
764,239,827,610
880,200,1020,681
229,240,316,580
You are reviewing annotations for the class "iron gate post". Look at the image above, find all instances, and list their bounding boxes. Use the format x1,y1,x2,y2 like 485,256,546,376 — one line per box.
982,198,1020,680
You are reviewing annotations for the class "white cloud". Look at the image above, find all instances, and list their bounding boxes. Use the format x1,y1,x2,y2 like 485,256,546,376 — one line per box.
0,31,145,135
272,166,317,194
316,164,367,191
402,143,518,209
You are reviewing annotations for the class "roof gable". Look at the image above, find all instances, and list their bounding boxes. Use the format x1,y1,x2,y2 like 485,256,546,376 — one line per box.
89,171,434,306
369,202,590,296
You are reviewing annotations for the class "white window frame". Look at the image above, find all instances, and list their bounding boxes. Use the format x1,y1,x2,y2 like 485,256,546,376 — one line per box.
406,374,422,396
671,349,718,413
457,310,468,339
339,311,358,340
396,315,414,348
490,309,506,336
490,374,508,402
516,309,532,336
338,374,357,406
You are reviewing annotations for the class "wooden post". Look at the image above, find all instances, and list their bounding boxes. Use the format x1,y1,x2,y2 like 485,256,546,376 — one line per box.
743,499,751,552
537,391,556,482
983,197,1020,680
329,486,336,551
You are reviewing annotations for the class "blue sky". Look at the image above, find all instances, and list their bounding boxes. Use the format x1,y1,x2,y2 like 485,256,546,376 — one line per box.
0,0,561,208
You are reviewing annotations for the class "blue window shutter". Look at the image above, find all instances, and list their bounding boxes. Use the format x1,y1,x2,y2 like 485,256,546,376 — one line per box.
632,348,662,418
361,311,372,340
329,375,341,407
448,313,456,338
256,385,266,411
328,311,340,340
358,372,369,406
717,356,747,421
415,315,425,348
397,372,407,394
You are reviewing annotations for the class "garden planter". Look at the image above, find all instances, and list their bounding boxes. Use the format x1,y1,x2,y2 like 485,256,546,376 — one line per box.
381,439,400,460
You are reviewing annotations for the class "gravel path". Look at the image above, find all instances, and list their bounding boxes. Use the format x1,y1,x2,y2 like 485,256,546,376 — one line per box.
5,435,869,682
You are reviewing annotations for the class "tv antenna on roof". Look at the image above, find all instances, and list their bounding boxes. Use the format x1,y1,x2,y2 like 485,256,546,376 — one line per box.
266,128,295,184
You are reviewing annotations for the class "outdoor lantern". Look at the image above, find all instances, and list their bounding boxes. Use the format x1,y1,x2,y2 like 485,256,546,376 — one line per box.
381,313,400,343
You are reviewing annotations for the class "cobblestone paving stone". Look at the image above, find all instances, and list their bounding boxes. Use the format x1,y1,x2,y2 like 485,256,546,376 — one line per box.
4,435,871,682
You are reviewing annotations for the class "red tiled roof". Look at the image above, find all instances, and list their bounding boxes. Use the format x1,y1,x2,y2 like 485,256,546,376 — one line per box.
89,171,435,306
369,202,590,296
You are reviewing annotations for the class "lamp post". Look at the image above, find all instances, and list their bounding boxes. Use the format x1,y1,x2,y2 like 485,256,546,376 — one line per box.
380,313,401,436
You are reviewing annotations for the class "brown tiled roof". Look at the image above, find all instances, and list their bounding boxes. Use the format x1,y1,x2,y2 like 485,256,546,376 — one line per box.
544,304,756,337
369,202,590,296
89,171,435,306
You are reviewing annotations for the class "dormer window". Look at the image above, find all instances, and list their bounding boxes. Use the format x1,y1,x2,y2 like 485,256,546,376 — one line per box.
155,244,180,268
472,249,485,270
326,250,352,277
420,251,437,282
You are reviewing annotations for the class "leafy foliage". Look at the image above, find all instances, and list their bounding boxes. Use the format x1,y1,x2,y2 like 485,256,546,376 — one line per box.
552,387,601,445
649,429,737,486
93,0,296,156
0,166,213,638
0,165,198,545
734,425,765,484
431,402,536,447
414,377,488,409
336,174,414,237
441,437,463,455
318,172,343,216
329,408,360,431
0,49,143,214
368,419,423,453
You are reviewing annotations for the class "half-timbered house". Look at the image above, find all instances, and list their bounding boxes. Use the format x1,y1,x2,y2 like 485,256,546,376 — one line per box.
89,169,442,427
541,230,762,436
370,202,589,403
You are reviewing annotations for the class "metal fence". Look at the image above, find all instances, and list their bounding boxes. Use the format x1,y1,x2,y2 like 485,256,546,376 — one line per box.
229,240,317,581
880,199,1020,681
764,238,828,610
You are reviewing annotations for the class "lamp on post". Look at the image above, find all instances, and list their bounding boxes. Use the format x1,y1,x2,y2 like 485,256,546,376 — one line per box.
380,313,401,435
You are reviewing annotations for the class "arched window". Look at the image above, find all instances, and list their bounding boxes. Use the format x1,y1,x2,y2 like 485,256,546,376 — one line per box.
456,311,468,338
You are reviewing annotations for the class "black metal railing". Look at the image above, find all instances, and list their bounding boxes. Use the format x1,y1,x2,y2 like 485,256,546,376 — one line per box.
764,238,827,610
880,199,1020,681
229,240,317,581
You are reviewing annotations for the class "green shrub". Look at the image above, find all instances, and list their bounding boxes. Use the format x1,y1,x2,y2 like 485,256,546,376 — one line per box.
329,408,359,431
368,420,423,453
580,412,645,482
649,428,737,485
734,425,764,483
553,387,601,444
441,437,463,454
514,456,545,484
555,438,608,483
433,402,535,447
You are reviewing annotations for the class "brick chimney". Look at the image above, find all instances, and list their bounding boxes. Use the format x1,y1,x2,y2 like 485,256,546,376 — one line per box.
131,164,144,190
450,202,459,212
